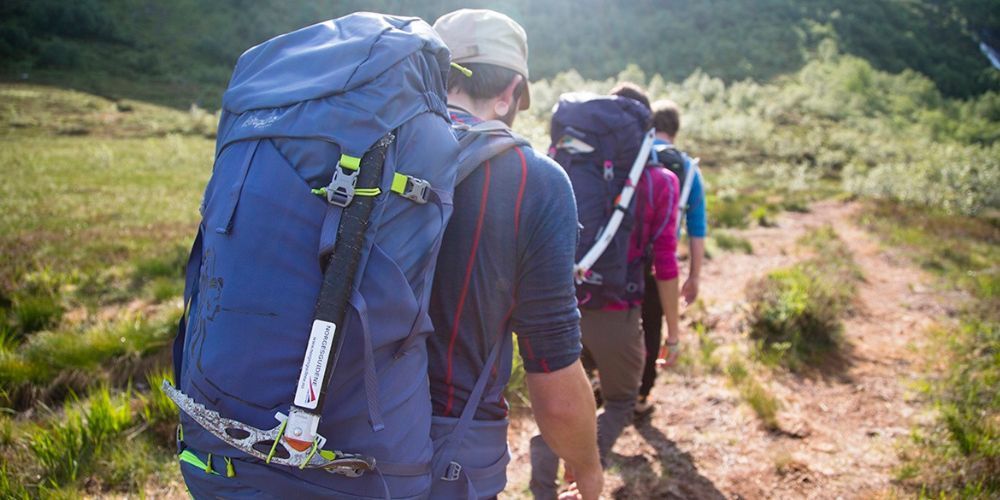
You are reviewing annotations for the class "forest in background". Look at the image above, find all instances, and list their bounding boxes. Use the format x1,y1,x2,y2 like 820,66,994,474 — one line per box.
2,0,999,109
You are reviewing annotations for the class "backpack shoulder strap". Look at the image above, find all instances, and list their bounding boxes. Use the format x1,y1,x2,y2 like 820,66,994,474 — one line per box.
454,120,531,185
678,155,699,211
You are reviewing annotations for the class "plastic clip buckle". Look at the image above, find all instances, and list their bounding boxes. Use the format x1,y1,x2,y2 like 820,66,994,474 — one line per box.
400,176,430,204
603,160,614,181
325,167,358,207
442,461,462,481
581,270,604,285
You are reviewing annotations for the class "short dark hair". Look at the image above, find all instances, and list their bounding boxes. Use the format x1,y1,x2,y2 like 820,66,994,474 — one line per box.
610,81,650,110
652,99,681,137
447,62,526,103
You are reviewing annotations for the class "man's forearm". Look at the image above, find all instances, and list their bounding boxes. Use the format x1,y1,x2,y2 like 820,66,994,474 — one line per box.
657,278,680,342
526,360,602,496
688,237,705,281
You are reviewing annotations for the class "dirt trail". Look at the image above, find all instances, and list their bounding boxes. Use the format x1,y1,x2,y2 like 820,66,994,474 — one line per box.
505,200,961,499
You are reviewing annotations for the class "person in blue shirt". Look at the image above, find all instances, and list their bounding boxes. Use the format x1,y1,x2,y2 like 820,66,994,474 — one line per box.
429,9,603,500
635,99,708,417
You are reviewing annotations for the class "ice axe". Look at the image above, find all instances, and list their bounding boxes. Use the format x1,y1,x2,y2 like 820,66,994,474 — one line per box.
164,133,395,476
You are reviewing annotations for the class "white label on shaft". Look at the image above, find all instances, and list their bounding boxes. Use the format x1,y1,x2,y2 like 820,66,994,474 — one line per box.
294,320,337,410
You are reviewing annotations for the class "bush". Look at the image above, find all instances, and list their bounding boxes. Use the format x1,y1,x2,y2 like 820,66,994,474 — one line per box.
845,143,1000,216
748,267,843,363
747,227,857,370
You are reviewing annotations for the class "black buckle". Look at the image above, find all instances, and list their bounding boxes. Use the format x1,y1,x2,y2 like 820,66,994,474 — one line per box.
442,461,462,481
400,176,430,204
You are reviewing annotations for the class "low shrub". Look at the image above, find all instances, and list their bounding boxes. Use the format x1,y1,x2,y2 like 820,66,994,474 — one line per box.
747,226,857,370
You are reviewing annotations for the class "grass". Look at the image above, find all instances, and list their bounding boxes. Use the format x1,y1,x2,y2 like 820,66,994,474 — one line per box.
859,200,999,496
9,292,62,335
0,84,217,139
0,311,178,402
725,357,781,430
712,232,754,254
1,384,178,496
747,225,858,371
30,387,135,486
0,84,212,294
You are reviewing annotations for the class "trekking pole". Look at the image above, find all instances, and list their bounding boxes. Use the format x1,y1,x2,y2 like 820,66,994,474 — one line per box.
164,133,395,476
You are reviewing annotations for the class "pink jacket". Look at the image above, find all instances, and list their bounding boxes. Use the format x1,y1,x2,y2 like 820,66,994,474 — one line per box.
605,166,680,310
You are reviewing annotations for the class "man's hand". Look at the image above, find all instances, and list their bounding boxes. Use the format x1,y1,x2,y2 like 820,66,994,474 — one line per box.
681,277,699,305
656,342,680,369
564,462,603,500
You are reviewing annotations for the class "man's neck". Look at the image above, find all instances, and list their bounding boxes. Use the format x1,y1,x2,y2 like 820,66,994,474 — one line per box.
655,132,675,143
447,92,497,121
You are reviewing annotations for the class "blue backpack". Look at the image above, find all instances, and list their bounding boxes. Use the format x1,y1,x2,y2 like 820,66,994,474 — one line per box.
549,93,652,309
166,14,459,499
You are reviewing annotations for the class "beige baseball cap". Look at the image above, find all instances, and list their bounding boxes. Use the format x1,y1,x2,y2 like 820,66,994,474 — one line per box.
433,9,531,110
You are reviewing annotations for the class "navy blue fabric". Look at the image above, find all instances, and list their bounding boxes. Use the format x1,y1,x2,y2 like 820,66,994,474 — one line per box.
217,14,450,158
427,112,583,423
429,339,510,499
549,93,651,309
175,13,458,499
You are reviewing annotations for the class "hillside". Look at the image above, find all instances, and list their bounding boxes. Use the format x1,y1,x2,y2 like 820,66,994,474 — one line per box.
1,0,998,109
2,42,998,496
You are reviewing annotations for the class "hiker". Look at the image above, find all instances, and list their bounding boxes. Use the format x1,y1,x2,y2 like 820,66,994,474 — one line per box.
532,83,680,495
167,14,464,498
428,9,603,500
635,98,707,417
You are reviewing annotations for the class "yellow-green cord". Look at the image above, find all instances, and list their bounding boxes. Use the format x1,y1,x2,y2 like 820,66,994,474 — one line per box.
266,419,289,464
300,438,321,469
451,62,473,77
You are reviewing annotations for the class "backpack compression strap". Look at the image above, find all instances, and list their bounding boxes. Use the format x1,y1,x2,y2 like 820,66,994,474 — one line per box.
574,128,657,282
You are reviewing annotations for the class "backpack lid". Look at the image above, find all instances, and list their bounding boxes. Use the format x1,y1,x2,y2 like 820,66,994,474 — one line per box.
215,13,451,157
551,92,650,138
223,13,450,113
550,92,651,165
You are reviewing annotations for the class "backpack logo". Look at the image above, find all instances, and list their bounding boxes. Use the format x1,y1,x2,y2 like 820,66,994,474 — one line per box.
295,320,338,410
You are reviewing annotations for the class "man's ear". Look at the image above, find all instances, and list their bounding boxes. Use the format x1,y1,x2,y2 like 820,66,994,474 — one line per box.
498,74,523,110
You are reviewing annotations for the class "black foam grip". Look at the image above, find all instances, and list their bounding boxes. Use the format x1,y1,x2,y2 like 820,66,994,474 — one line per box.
309,132,394,411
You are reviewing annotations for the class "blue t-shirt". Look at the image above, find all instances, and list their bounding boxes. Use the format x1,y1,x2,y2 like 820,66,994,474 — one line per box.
427,111,583,421
654,138,707,238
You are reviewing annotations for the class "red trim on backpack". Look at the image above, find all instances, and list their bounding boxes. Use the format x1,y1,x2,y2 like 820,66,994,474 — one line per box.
443,160,492,417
